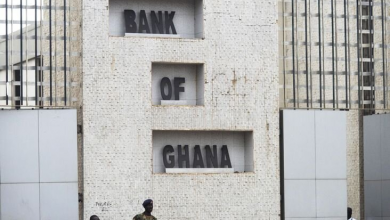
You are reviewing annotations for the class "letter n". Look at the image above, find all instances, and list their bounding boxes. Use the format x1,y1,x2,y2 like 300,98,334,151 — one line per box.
151,11,164,34
205,145,218,168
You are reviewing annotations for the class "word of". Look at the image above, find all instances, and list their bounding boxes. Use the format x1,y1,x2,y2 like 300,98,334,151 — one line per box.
124,10,177,34
163,145,232,168
160,77,185,100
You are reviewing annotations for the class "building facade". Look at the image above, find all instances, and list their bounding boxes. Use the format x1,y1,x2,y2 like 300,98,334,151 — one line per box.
83,0,280,219
2,0,390,219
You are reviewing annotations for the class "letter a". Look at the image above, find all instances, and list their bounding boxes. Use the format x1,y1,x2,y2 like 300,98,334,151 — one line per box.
220,145,232,168
193,145,205,168
139,10,151,33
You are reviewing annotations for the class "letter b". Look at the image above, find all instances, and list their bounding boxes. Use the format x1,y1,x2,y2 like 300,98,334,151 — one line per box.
124,10,137,33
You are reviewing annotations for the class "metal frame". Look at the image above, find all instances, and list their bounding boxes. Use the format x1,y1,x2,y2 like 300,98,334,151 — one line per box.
0,0,80,108
279,0,390,110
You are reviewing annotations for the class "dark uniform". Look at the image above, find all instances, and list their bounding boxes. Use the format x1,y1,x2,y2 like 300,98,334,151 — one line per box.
132,213,157,220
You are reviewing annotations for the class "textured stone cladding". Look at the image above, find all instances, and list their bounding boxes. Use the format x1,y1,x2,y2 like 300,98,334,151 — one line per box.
82,0,279,219
346,111,363,220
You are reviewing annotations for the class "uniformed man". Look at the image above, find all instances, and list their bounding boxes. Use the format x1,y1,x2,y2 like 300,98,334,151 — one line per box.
133,199,157,220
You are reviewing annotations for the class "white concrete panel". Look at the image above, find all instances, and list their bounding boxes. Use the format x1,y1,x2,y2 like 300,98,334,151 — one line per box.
316,180,347,218
153,131,252,173
365,181,382,218
0,110,39,183
382,180,390,217
1,183,40,220
315,111,347,179
283,110,316,179
39,110,78,182
109,0,202,38
364,115,382,181
284,180,316,218
40,183,79,220
381,115,390,180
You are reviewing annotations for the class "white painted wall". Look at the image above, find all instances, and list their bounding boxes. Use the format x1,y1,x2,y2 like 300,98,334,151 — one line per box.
364,114,390,220
283,110,347,219
0,109,78,220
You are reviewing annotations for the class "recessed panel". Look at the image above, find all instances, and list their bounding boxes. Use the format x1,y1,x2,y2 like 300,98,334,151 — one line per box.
109,0,204,38
153,130,253,173
152,63,204,106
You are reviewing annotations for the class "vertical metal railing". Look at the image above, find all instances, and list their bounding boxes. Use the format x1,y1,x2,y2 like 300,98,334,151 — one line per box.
279,0,390,110
0,0,81,108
